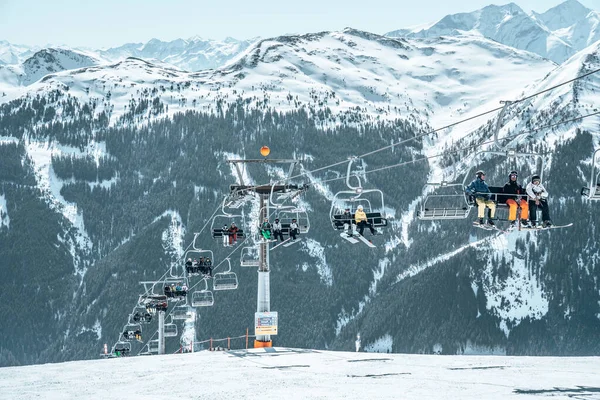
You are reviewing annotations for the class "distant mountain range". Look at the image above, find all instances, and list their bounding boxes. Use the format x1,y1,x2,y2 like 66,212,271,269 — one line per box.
386,0,600,64
0,36,257,77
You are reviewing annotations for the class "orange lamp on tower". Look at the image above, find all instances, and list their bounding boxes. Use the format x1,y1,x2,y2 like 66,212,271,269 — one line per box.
260,146,270,158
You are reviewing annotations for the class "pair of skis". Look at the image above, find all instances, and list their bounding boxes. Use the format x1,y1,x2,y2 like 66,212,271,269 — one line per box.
271,238,301,250
473,221,573,233
340,231,376,248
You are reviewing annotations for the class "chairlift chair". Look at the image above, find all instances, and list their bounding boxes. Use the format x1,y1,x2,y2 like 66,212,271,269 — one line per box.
191,278,215,307
121,323,143,342
461,148,546,212
164,320,178,337
210,198,246,245
147,339,159,353
240,246,260,267
131,306,153,324
112,341,131,355
213,258,239,291
162,277,189,301
581,148,600,200
275,207,310,235
171,305,191,320
183,247,215,277
330,157,388,231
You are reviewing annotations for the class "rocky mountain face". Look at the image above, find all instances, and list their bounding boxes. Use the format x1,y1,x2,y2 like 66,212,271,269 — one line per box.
0,27,599,367
386,0,599,64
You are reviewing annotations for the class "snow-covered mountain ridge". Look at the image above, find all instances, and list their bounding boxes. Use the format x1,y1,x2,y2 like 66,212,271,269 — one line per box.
0,36,256,76
0,29,556,132
386,0,600,64
0,48,101,87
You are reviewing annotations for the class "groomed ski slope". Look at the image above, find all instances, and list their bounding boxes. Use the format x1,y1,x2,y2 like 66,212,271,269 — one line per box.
1,347,599,399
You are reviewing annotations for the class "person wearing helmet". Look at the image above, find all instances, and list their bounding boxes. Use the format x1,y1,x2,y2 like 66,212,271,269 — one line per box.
290,218,299,240
261,217,272,240
228,222,239,245
355,205,375,236
272,218,284,242
465,170,496,226
526,175,552,228
502,171,530,228
185,258,193,274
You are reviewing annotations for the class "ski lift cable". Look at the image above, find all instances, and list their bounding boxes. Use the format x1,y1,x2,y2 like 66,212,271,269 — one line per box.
232,69,600,195
317,110,600,185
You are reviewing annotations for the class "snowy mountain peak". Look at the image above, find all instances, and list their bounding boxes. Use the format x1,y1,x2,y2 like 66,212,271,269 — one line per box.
0,48,100,87
386,0,600,64
534,0,592,31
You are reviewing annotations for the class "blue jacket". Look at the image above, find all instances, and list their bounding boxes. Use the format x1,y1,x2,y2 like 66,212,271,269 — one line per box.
465,177,491,199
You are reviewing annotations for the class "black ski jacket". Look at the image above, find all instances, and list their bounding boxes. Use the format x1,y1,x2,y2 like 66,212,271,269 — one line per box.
502,181,524,203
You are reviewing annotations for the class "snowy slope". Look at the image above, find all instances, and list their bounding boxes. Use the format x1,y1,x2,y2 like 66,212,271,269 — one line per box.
97,36,257,72
1,29,556,130
1,348,599,400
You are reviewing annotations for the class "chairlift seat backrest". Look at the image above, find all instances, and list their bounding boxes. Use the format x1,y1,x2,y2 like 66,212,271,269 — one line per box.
211,229,245,239
164,323,178,337
191,290,215,307
213,273,238,291
172,305,190,320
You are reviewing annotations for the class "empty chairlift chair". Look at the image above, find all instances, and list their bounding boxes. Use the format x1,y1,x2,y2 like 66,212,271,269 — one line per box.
191,279,214,307
240,246,260,267
171,305,191,320
148,339,159,354
213,258,238,291
417,180,473,220
582,148,600,200
164,320,178,337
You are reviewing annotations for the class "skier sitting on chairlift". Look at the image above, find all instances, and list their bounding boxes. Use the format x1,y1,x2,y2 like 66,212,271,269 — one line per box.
185,258,193,274
355,205,375,236
503,171,530,228
526,175,552,228
222,224,229,246
290,218,300,241
465,170,496,226
261,218,272,240
342,208,353,236
272,218,284,242
203,258,213,277
228,222,239,245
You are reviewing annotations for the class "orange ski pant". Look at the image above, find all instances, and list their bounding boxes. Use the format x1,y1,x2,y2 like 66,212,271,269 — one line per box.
506,198,528,221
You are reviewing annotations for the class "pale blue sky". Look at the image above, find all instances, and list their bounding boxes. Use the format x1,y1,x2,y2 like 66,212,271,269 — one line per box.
0,0,597,48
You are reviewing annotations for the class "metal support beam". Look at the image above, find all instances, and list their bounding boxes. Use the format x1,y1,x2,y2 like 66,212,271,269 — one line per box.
158,311,165,355
256,194,272,345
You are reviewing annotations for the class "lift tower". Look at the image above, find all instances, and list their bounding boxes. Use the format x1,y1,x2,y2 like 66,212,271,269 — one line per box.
226,147,306,348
